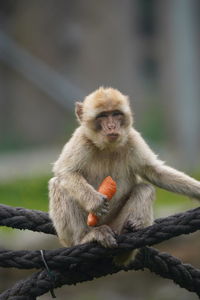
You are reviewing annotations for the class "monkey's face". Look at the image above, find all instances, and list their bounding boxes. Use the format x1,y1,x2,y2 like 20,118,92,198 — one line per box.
76,87,133,149
85,107,132,150
95,110,124,142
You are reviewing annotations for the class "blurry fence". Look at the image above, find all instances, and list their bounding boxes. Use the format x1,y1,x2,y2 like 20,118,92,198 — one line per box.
0,30,84,110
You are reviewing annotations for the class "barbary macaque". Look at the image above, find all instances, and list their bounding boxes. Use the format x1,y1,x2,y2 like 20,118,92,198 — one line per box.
49,87,200,265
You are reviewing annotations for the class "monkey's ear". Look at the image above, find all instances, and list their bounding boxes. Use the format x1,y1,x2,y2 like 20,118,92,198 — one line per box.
75,102,83,123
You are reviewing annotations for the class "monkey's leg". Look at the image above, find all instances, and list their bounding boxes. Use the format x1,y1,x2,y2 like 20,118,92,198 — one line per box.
49,177,117,248
49,177,89,247
110,183,155,265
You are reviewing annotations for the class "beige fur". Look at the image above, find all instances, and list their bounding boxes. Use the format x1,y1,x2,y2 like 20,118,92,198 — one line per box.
49,87,200,265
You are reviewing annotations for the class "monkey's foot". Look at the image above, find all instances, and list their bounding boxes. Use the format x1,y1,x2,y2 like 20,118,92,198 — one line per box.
122,219,143,234
81,225,118,248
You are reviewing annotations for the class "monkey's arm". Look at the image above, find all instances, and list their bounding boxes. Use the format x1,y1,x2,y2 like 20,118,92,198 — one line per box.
52,132,108,215
57,172,108,214
142,163,200,200
131,129,200,200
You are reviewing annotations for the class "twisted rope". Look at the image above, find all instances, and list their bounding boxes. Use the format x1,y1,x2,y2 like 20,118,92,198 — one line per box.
0,204,200,299
1,247,200,299
1,203,200,243
0,204,55,234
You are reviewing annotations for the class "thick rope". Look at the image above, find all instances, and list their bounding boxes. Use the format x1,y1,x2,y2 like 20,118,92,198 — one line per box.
0,204,55,234
1,211,200,271
1,247,200,299
1,203,200,241
0,204,200,298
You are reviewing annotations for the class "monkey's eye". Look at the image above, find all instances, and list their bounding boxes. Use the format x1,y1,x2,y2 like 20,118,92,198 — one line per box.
112,111,123,117
96,112,108,119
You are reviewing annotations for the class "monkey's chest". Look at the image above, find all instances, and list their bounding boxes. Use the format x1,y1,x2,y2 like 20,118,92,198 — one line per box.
82,156,135,199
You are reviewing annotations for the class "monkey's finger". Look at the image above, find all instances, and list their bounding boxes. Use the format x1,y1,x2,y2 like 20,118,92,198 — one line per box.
100,208,109,215
104,202,110,208
101,193,108,199
98,192,108,201
102,206,109,213
95,211,102,217
102,202,109,209
103,200,109,205
95,206,109,216
95,210,104,217
98,201,109,210
102,206,109,211
96,210,107,217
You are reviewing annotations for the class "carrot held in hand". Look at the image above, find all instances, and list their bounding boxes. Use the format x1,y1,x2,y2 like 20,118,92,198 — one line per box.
87,176,117,226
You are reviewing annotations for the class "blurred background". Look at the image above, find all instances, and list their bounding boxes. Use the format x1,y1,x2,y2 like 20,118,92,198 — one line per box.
0,0,200,299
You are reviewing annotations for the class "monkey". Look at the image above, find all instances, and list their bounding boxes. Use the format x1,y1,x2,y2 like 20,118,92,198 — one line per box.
49,87,200,265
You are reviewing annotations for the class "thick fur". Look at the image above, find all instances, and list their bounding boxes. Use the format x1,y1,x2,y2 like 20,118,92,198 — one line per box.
49,87,200,265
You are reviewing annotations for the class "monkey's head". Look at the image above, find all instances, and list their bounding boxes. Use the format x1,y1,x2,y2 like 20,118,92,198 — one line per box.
76,87,133,149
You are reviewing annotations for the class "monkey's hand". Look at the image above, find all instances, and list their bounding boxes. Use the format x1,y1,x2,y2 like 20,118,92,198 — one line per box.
88,192,109,217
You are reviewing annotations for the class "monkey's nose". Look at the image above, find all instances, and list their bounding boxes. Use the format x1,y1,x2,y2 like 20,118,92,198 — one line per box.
108,124,115,130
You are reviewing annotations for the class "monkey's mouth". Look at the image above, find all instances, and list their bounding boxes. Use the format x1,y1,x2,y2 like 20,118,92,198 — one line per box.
107,133,119,141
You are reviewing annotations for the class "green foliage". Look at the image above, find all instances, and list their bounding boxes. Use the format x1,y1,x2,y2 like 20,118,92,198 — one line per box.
0,175,50,211
156,187,198,210
141,102,166,144
155,173,200,217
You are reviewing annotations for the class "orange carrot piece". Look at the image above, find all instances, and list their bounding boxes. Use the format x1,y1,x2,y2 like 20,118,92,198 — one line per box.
87,176,117,226
87,213,98,227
